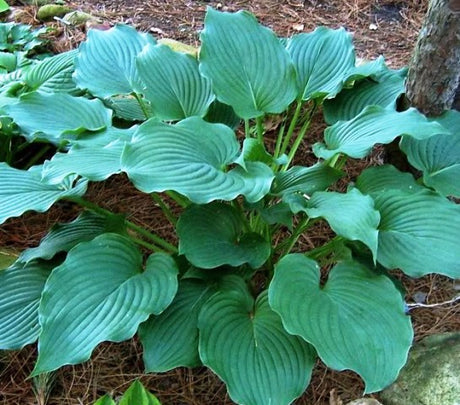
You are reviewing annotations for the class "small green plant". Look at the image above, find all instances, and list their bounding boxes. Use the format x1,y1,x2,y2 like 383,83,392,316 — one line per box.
0,9,459,405
0,22,52,166
94,380,161,405
0,0,8,13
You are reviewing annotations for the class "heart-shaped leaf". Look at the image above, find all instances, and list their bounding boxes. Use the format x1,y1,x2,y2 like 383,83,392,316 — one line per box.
4,92,112,143
374,190,460,278
269,255,413,393
400,110,460,197
42,127,135,184
305,188,380,259
199,8,297,118
19,211,126,263
140,279,216,371
74,24,155,98
136,43,215,120
323,67,406,124
122,117,274,204
199,277,316,405
0,163,87,225
24,49,79,94
33,233,178,374
0,261,54,350
313,105,448,159
177,202,270,269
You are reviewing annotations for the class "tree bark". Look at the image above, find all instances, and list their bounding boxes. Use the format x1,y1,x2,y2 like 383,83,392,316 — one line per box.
406,0,460,116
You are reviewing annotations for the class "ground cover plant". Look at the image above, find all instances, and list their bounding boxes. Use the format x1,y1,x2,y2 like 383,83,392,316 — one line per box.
0,7,459,405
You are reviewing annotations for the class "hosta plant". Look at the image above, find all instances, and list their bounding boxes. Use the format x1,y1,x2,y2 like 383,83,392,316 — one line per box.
0,22,52,166
1,8,460,405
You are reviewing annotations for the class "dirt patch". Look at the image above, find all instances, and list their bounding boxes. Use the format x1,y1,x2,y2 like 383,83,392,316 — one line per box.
2,1,459,404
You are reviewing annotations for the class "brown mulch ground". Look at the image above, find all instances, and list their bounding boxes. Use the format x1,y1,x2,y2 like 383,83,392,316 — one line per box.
1,0,459,404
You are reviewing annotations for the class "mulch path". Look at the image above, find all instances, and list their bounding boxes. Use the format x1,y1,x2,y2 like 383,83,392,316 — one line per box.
1,1,459,404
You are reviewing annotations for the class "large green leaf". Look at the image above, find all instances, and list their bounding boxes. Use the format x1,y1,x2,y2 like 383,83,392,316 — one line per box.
272,162,343,196
287,28,386,101
177,202,270,269
42,127,135,184
374,190,460,278
0,261,54,350
139,279,216,371
19,211,125,263
355,165,424,198
400,110,460,197
198,277,316,405
269,255,413,393
0,163,87,225
199,8,297,119
33,233,178,374
305,189,380,259
24,49,78,94
287,27,353,100
122,117,274,204
119,380,161,405
313,106,448,159
356,166,460,277
74,24,155,98
323,68,406,124
136,43,214,120
4,92,112,143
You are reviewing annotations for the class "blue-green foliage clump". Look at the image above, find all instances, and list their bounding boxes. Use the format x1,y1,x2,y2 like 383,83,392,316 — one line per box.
0,9,459,405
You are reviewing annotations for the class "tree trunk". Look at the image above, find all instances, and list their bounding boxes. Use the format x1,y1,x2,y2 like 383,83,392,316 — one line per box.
406,0,460,116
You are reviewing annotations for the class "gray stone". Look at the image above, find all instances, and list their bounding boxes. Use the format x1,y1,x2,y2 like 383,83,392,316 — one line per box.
381,332,460,405
347,399,382,405
62,11,97,26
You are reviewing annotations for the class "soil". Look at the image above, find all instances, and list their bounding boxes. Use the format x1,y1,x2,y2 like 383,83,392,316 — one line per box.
1,0,459,404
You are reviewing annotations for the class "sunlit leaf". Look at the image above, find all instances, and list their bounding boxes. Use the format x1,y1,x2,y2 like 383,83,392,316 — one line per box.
199,8,297,118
